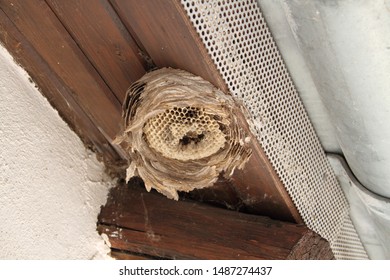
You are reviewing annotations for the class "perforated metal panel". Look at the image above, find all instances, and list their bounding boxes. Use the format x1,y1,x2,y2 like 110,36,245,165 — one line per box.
181,0,368,259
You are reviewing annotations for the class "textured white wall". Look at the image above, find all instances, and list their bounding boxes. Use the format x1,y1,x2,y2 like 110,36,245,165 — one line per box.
0,45,113,259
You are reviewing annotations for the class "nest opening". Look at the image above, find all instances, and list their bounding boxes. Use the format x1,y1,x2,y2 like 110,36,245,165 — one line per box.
179,131,205,146
143,105,227,161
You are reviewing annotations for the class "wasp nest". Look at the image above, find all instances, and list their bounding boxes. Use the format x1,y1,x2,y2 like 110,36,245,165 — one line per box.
115,68,251,200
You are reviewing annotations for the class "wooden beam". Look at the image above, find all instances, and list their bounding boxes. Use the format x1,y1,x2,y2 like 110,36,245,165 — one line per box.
109,0,226,91
98,182,334,260
0,7,121,165
46,0,147,103
110,250,154,260
1,0,301,222
109,0,301,222
0,0,121,143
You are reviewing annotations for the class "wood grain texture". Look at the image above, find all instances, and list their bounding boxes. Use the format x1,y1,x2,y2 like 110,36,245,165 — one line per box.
231,111,303,222
287,231,335,260
46,0,147,103
98,182,334,260
0,8,122,164
110,0,227,91
110,250,154,260
111,0,301,222
0,0,122,142
1,0,301,222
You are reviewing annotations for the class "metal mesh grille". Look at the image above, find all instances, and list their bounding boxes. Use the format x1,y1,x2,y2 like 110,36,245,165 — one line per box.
181,0,368,259
332,215,370,260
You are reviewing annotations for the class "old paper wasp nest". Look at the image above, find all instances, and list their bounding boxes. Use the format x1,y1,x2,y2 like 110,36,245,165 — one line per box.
115,68,251,200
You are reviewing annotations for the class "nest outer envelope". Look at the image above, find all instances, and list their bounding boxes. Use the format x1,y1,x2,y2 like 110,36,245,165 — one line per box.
115,68,252,200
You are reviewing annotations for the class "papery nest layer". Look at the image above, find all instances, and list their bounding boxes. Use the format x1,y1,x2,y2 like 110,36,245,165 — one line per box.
115,68,252,200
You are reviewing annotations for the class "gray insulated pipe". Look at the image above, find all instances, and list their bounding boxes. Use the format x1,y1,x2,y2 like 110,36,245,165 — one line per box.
259,0,390,198
115,68,252,200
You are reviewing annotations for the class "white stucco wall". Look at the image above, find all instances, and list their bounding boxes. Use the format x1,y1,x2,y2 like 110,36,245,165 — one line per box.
0,45,113,259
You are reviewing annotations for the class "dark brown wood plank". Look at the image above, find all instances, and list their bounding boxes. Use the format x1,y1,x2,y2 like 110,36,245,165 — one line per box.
0,8,122,165
98,183,334,260
0,0,122,144
232,112,302,222
46,0,147,103
110,250,153,260
110,0,301,222
1,0,300,222
109,0,227,91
